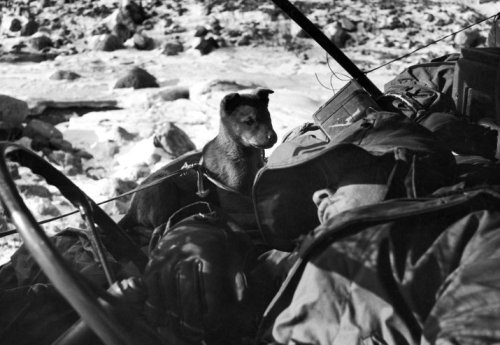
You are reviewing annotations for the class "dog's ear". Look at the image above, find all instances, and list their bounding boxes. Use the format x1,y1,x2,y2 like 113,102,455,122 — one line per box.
220,93,241,115
255,88,274,106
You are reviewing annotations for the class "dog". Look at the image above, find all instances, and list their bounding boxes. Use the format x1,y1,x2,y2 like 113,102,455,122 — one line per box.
118,89,277,244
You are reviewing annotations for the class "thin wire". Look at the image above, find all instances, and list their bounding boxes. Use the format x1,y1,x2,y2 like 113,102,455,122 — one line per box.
364,11,500,74
314,72,335,91
326,53,351,82
0,164,193,238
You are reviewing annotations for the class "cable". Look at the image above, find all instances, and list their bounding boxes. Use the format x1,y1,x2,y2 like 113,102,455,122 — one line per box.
364,11,500,74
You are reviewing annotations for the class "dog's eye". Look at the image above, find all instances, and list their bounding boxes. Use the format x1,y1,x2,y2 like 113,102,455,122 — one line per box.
244,118,255,126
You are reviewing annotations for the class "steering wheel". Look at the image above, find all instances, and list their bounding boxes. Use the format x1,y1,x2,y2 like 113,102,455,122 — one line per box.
0,142,154,345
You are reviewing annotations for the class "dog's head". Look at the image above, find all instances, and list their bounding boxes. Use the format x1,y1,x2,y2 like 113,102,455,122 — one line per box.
220,88,278,149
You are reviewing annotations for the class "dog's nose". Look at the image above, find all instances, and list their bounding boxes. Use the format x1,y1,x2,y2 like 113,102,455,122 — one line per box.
267,132,277,143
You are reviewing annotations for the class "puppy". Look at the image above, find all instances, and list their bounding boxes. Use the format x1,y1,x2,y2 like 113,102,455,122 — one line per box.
118,89,277,243
203,89,277,195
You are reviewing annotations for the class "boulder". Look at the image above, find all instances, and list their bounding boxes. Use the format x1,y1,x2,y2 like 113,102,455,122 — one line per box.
236,34,252,46
155,86,190,102
424,13,435,22
49,137,73,152
90,34,124,52
62,152,83,176
454,28,484,48
112,22,131,44
0,95,29,128
330,26,351,48
114,67,159,89
9,18,22,32
193,36,218,55
20,19,39,36
49,70,81,80
23,119,63,141
133,32,155,50
36,199,61,218
113,126,137,142
91,141,120,161
340,18,357,32
161,39,183,56
18,184,52,198
153,122,196,158
209,17,222,35
194,25,209,37
29,34,53,51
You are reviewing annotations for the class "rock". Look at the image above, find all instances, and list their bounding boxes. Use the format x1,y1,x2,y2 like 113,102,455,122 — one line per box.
209,17,222,34
236,34,252,46
194,25,209,37
112,23,131,44
161,39,183,56
11,41,27,53
329,23,352,48
31,136,50,151
113,126,137,142
91,141,120,161
193,36,218,55
100,178,138,212
153,122,196,158
29,34,53,51
50,18,62,30
23,119,63,141
340,18,357,32
387,16,405,30
454,28,484,48
49,70,81,80
63,152,83,175
49,137,73,152
114,67,159,89
19,184,52,198
36,199,61,218
0,95,29,128
20,19,39,36
295,28,311,38
90,34,124,52
9,18,22,32
28,99,118,116
85,166,107,180
108,178,138,198
133,32,155,50
155,87,190,102
424,13,435,22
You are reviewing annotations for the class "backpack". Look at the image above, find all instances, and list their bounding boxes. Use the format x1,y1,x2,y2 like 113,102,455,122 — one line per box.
143,201,259,345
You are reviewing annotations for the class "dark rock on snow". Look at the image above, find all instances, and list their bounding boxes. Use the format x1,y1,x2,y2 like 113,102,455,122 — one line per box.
49,70,81,80
114,67,159,89
91,34,124,51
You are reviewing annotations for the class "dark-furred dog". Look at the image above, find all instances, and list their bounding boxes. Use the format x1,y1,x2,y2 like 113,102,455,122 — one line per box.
118,89,277,242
